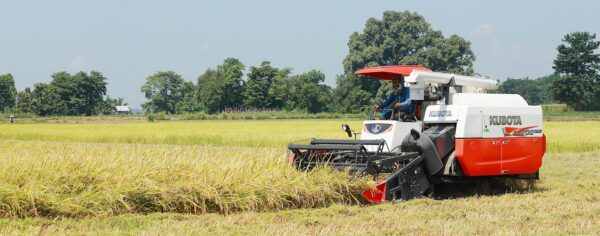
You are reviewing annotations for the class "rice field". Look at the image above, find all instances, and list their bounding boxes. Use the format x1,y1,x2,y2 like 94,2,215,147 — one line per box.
0,120,599,152
0,119,599,234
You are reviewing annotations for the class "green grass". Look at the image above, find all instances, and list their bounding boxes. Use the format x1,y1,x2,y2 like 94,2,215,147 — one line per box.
0,120,600,234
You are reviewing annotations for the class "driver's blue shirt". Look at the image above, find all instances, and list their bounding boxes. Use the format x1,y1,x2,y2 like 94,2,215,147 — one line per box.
380,87,413,115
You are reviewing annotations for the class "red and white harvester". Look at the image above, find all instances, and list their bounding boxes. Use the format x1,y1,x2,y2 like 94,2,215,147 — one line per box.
287,66,546,203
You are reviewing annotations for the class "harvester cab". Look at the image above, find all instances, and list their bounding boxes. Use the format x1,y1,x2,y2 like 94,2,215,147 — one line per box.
287,65,546,203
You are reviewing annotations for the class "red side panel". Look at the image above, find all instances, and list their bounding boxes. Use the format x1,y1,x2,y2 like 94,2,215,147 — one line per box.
542,134,546,154
501,137,545,175
455,137,546,176
455,138,502,176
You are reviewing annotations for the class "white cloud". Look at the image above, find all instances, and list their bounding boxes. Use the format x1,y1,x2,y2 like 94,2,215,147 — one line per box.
471,22,496,38
67,54,87,72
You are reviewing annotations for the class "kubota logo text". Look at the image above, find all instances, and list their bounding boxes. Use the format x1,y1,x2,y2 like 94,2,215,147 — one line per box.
489,116,522,125
429,110,452,117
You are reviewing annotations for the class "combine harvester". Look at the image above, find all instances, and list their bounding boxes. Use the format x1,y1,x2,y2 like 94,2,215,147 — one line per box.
287,66,546,203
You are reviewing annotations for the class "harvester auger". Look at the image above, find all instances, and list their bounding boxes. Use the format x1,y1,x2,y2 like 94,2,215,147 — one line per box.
287,66,546,203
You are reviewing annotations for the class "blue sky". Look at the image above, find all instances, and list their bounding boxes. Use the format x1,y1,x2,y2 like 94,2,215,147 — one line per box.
1,0,598,107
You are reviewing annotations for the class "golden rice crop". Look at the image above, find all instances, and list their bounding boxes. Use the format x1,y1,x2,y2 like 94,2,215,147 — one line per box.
543,121,600,153
2,152,600,235
0,141,369,218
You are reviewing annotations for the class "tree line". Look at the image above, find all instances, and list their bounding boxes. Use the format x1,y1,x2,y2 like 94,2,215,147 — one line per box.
140,59,331,114
0,71,124,116
1,11,599,115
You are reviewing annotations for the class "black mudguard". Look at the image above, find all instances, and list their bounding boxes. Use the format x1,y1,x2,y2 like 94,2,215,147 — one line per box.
402,129,444,175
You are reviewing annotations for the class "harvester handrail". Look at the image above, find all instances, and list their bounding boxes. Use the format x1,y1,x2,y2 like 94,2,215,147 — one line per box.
287,144,365,151
368,108,396,120
310,139,384,146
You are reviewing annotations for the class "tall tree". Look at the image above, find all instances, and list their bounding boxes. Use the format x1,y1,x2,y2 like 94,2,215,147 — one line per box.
47,71,73,115
286,70,331,113
330,74,372,113
80,71,108,115
141,71,187,114
553,32,600,77
196,68,223,113
196,58,245,113
31,82,60,116
268,68,293,109
243,61,280,109
498,78,545,105
343,11,475,96
551,32,600,110
0,73,17,112
218,58,246,109
47,71,107,116
176,81,200,114
15,88,34,113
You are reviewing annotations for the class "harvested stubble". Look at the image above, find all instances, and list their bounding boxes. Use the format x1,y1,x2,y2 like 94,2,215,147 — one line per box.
0,141,369,218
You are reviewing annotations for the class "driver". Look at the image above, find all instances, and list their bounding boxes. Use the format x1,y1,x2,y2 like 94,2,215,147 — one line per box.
373,77,413,120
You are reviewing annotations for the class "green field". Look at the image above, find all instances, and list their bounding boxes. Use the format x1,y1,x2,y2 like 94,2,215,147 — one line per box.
1,120,600,234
